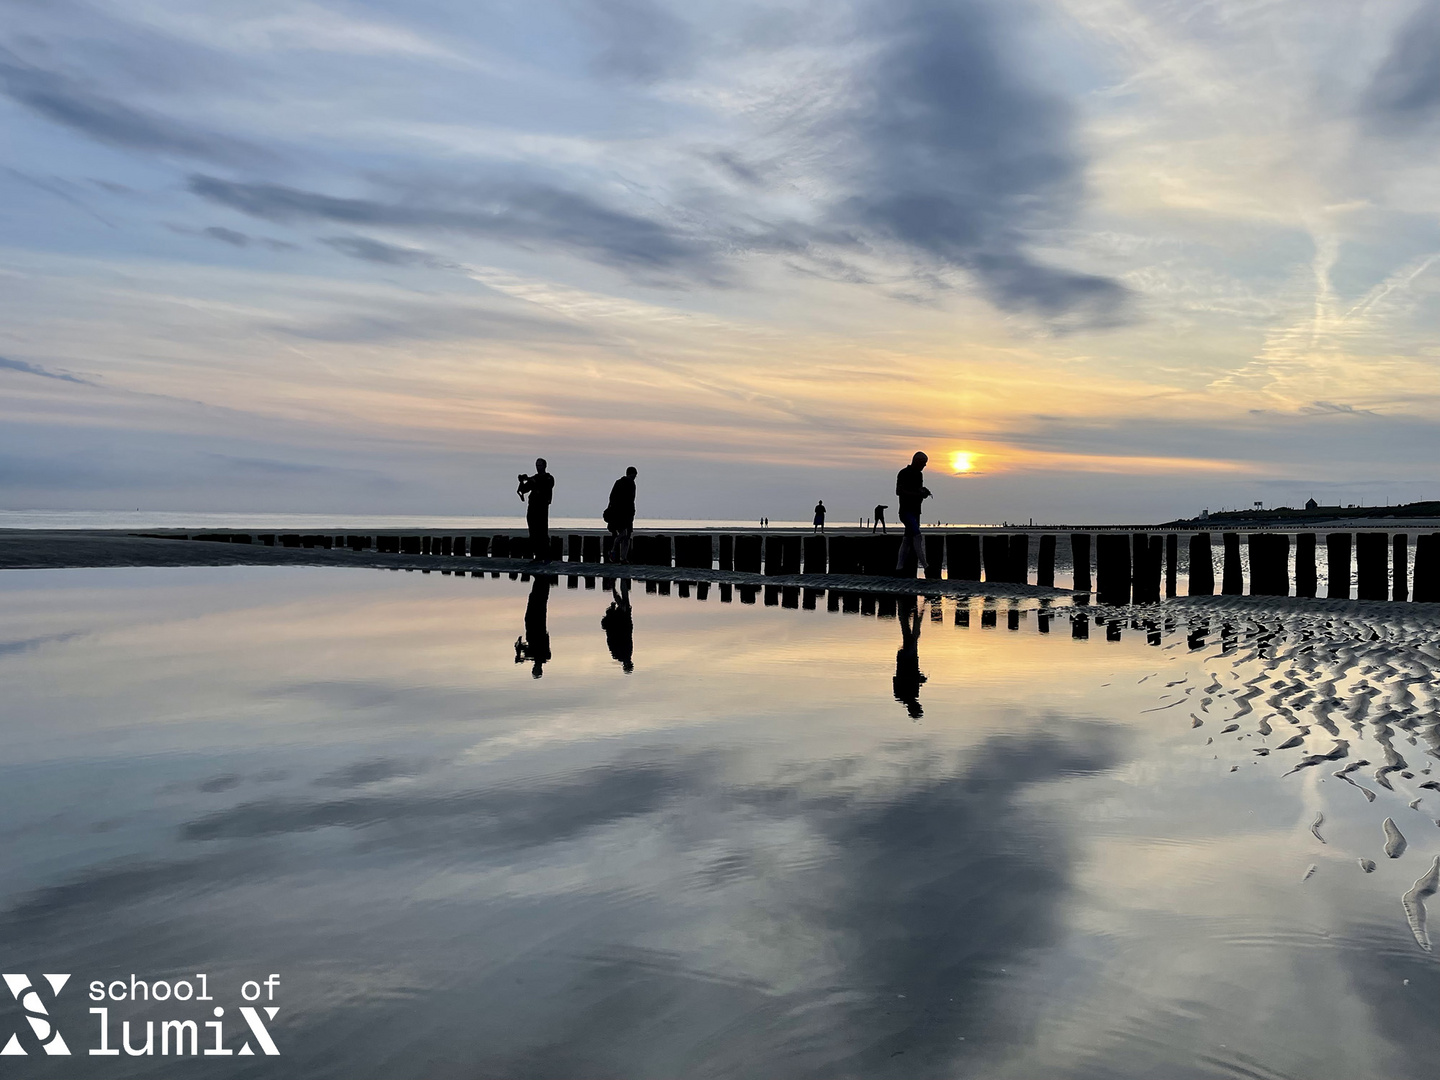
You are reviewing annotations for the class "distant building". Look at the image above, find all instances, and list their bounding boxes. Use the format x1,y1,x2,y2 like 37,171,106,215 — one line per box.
1305,498,1318,510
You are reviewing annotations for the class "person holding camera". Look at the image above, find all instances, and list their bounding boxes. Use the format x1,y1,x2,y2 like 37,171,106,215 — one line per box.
517,458,555,563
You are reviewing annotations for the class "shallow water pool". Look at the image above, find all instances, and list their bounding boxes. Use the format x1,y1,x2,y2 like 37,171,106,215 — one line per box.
2,566,1438,1078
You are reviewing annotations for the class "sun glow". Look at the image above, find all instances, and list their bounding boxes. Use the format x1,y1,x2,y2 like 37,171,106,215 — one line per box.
951,451,975,474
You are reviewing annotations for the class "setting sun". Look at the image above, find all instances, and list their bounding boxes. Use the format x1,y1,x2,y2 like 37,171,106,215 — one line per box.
951,451,975,474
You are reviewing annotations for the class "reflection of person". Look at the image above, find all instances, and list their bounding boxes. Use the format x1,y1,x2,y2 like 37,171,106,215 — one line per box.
872,505,887,533
895,452,932,572
517,458,555,564
514,575,553,677
603,466,638,564
813,500,826,532
893,596,927,719
601,579,634,673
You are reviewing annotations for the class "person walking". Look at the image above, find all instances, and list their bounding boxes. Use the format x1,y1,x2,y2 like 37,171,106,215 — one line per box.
517,458,555,564
872,504,888,533
813,500,826,533
603,466,638,563
894,452,931,572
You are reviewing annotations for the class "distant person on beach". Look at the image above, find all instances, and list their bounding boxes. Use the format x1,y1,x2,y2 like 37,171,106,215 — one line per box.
893,596,927,718
514,575,553,677
603,466,638,563
813,501,826,532
895,452,932,572
517,458,555,564
873,505,887,533
602,579,634,673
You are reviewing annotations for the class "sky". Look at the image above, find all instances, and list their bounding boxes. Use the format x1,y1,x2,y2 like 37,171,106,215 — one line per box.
4,0,1440,524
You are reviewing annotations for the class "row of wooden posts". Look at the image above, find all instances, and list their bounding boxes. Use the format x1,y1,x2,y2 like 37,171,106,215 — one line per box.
189,529,1440,603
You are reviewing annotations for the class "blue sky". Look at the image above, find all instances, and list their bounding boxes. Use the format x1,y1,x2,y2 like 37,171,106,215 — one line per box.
4,0,1440,523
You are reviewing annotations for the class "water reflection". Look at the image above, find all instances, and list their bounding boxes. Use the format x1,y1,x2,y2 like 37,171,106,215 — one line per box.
892,596,926,718
3,567,1440,1079
602,579,634,673
514,574,553,677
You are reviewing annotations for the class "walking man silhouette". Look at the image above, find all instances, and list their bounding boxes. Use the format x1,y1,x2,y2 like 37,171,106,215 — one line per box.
873,504,887,533
604,466,638,563
517,458,555,564
813,500,826,533
895,452,931,572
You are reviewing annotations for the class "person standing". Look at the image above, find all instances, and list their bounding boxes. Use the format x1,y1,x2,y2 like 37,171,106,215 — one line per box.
813,500,826,532
517,458,555,564
872,504,888,533
604,466,638,563
894,452,931,572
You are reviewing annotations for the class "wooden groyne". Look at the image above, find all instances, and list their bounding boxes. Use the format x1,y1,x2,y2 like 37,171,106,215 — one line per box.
163,526,1440,604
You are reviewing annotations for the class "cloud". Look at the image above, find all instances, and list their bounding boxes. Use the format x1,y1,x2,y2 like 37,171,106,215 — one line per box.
831,0,1127,322
202,225,249,247
1363,0,1440,132
0,48,263,165
321,235,453,268
0,354,91,385
572,0,694,83
188,174,721,281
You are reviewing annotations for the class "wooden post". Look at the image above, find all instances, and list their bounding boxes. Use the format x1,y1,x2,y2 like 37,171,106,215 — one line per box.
982,535,1008,583
1164,534,1177,598
1096,533,1131,605
948,535,982,581
924,534,944,580
1356,532,1388,601
718,534,734,571
828,535,853,574
1188,533,1213,595
1071,534,1092,593
1249,534,1290,596
1131,533,1161,604
1221,533,1243,595
1295,533,1317,598
1038,535,1056,588
735,535,762,574
783,536,802,575
803,534,827,575
764,535,784,576
1326,533,1351,599
567,534,583,562
1393,534,1408,602
1009,534,1030,585
1414,534,1440,602
581,535,599,563
1132,534,1151,603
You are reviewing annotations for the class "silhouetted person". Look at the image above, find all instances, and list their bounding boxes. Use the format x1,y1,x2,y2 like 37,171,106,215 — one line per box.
602,579,634,673
514,575,553,678
893,596,927,718
604,466,638,563
895,452,932,572
873,504,887,533
813,500,826,532
517,458,555,564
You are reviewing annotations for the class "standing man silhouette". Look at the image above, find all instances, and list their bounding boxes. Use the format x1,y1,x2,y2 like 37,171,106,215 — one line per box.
813,500,826,533
895,452,931,572
604,466,638,563
517,458,555,564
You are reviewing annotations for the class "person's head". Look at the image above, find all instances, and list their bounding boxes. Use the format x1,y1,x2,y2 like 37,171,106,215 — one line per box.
626,466,637,478
535,458,547,472
912,451,928,468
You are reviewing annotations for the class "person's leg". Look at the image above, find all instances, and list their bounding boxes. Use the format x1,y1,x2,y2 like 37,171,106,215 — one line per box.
619,527,632,562
528,512,549,561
